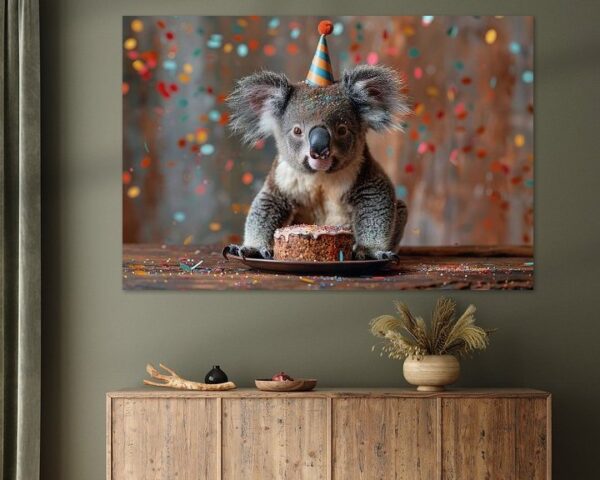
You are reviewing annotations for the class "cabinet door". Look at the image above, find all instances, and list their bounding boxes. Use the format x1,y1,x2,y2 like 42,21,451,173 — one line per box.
442,398,516,479
516,398,550,480
332,398,437,480
109,397,219,480
222,398,328,480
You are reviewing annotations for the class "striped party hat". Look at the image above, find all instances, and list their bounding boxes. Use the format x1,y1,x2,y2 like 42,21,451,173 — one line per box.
306,20,334,87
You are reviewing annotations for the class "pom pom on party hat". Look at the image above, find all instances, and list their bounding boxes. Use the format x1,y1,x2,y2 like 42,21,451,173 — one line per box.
306,20,335,87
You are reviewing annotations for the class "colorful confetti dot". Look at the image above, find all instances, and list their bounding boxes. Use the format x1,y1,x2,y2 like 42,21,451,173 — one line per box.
209,222,222,232
131,19,144,33
132,60,146,73
395,185,408,198
408,47,420,58
207,34,223,49
509,41,522,54
241,172,254,185
237,43,249,57
201,144,215,155
290,27,301,39
447,25,459,37
268,17,280,29
366,52,379,65
422,16,434,26
263,44,277,56
514,134,526,147
163,60,177,71
522,70,534,83
485,29,498,44
173,211,186,223
332,22,344,36
123,38,137,50
127,186,141,198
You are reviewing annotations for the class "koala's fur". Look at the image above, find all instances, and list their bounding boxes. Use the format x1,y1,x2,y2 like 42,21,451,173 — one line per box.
226,65,409,260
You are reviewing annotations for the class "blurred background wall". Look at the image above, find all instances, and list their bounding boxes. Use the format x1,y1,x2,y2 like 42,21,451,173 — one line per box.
123,16,534,246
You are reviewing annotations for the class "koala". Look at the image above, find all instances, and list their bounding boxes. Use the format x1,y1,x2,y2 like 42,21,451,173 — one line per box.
226,65,409,260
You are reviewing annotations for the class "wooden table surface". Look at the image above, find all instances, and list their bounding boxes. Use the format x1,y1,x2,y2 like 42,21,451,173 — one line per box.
123,244,534,291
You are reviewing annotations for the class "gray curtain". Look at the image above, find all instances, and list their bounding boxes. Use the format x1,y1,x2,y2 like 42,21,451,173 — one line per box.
0,0,40,479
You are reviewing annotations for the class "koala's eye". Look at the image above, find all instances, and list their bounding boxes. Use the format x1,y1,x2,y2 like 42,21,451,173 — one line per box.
337,124,349,136
293,126,303,136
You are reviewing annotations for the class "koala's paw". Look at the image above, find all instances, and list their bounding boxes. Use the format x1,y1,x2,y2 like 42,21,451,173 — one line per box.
353,245,399,262
223,244,273,260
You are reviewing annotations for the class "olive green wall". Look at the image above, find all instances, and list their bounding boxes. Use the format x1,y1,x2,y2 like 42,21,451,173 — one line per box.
40,1,599,478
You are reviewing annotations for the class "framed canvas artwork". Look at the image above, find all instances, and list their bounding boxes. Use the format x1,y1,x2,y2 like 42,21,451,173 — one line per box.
122,16,534,291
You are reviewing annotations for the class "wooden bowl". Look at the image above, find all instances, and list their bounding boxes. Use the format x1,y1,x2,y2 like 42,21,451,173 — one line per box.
255,379,317,392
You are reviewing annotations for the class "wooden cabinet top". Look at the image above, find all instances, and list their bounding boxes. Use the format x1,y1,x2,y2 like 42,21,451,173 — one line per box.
107,387,550,399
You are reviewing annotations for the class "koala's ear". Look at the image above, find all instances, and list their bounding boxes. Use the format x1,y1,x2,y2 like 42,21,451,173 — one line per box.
342,65,409,132
227,71,292,144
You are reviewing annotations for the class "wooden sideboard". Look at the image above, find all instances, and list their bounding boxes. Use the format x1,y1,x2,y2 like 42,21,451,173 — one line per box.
107,388,551,480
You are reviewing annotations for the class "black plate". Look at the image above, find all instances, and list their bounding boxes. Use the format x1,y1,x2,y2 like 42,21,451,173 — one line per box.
223,252,394,275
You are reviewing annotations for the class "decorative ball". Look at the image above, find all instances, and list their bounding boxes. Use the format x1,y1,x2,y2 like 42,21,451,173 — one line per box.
318,20,334,36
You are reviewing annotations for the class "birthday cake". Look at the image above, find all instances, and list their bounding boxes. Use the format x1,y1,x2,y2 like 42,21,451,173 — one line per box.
273,224,354,262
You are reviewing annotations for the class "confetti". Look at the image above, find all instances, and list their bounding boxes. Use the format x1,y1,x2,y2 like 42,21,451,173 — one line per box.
131,19,144,33
395,185,408,198
263,44,277,56
299,277,315,284
408,47,420,58
201,144,215,155
447,25,459,37
163,60,177,71
421,16,434,26
332,22,344,36
509,41,522,54
514,134,526,147
207,34,223,49
241,172,254,185
127,186,141,198
209,222,221,232
173,211,186,223
366,52,379,65
237,43,249,57
268,17,280,29
485,29,497,44
123,38,137,50
522,70,534,84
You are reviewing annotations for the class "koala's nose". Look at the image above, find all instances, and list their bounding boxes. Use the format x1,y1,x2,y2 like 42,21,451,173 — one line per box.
309,126,331,159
